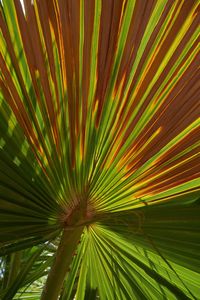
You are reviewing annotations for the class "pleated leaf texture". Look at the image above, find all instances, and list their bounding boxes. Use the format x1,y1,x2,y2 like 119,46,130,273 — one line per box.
0,0,200,299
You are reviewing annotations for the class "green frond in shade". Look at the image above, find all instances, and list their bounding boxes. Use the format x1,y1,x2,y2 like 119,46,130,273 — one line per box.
0,0,199,299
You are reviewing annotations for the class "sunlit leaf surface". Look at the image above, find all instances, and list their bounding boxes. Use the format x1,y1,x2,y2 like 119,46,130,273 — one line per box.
0,0,200,299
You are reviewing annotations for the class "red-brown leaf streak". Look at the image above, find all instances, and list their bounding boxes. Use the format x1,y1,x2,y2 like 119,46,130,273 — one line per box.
112,20,199,170
0,11,48,157
81,0,95,160
120,1,181,105
157,127,200,163
57,0,81,171
115,0,158,97
0,80,49,178
13,0,37,74
146,46,199,127
0,57,42,154
89,0,135,169
134,163,200,198
103,71,198,176
142,71,199,158
36,0,60,113
121,124,199,197
92,0,146,168
144,7,200,110
135,0,184,80
47,0,62,63
60,0,80,143
13,0,57,163
113,0,157,125
47,0,65,91
100,0,172,168
115,120,200,200
68,0,80,138
114,0,147,90
0,12,30,101
127,122,200,176
123,94,199,176
120,0,195,142
37,1,70,173
57,0,77,167
35,1,69,172
125,139,200,187
146,34,199,112
92,14,198,185
123,153,200,199
89,0,122,171
142,189,200,207
118,48,199,168
94,0,114,111
118,0,196,149
94,0,124,128
152,145,200,181
118,127,163,171
48,0,68,140
150,187,200,204
0,6,61,178
126,77,199,168
25,2,61,155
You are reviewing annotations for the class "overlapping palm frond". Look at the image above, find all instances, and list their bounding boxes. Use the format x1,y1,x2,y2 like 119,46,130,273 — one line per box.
0,0,200,299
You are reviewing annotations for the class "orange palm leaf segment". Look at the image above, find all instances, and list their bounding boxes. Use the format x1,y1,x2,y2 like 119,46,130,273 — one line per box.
0,0,200,229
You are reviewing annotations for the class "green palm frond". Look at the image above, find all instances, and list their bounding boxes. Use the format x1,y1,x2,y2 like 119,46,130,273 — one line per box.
0,0,200,299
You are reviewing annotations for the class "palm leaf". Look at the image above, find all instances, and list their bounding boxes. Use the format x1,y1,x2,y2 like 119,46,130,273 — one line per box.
0,0,199,299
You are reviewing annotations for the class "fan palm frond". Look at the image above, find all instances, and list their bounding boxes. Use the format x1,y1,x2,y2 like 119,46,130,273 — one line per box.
0,0,199,299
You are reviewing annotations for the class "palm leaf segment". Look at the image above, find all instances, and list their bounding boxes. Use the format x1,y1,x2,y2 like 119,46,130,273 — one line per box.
0,0,200,299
